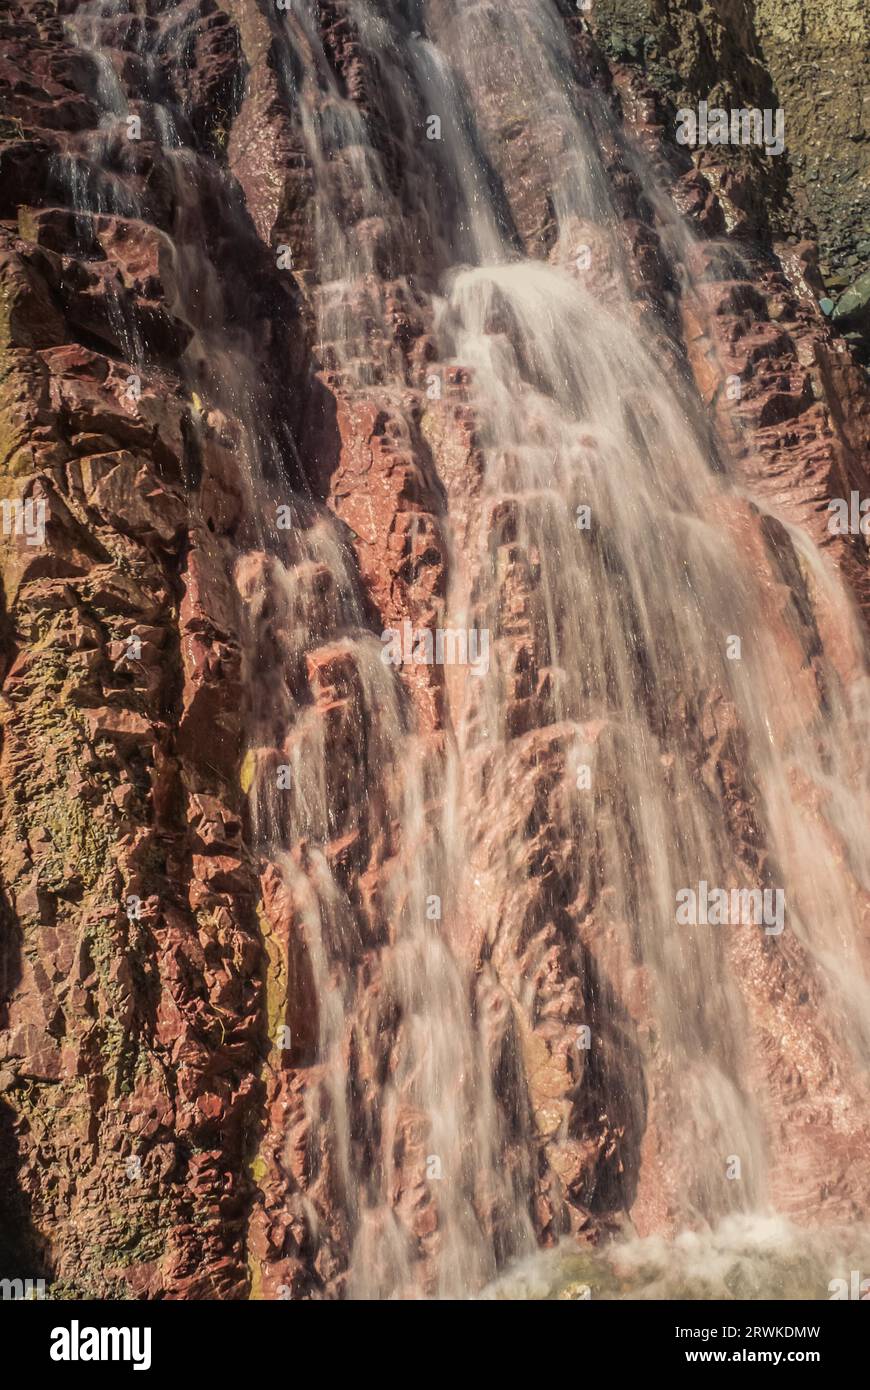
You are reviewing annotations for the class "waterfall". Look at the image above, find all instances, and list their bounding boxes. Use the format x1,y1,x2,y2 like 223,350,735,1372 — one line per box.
54,0,870,1298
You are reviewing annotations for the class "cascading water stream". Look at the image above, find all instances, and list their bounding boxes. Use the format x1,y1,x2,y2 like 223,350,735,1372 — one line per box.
63,0,530,1299
423,0,870,1230
293,0,870,1267
55,0,870,1298
264,0,539,1297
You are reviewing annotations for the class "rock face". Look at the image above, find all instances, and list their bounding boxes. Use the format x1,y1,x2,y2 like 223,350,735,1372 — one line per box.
594,0,870,358
0,0,303,1298
0,0,869,1301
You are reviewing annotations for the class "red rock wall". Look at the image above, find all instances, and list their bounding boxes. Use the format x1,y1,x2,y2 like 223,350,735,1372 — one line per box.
1,0,869,1299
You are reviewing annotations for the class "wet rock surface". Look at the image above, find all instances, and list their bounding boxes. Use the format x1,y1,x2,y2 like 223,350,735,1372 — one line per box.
0,0,869,1300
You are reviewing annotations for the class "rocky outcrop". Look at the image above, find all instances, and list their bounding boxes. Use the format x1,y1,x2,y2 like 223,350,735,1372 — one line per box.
593,0,870,359
0,0,303,1297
